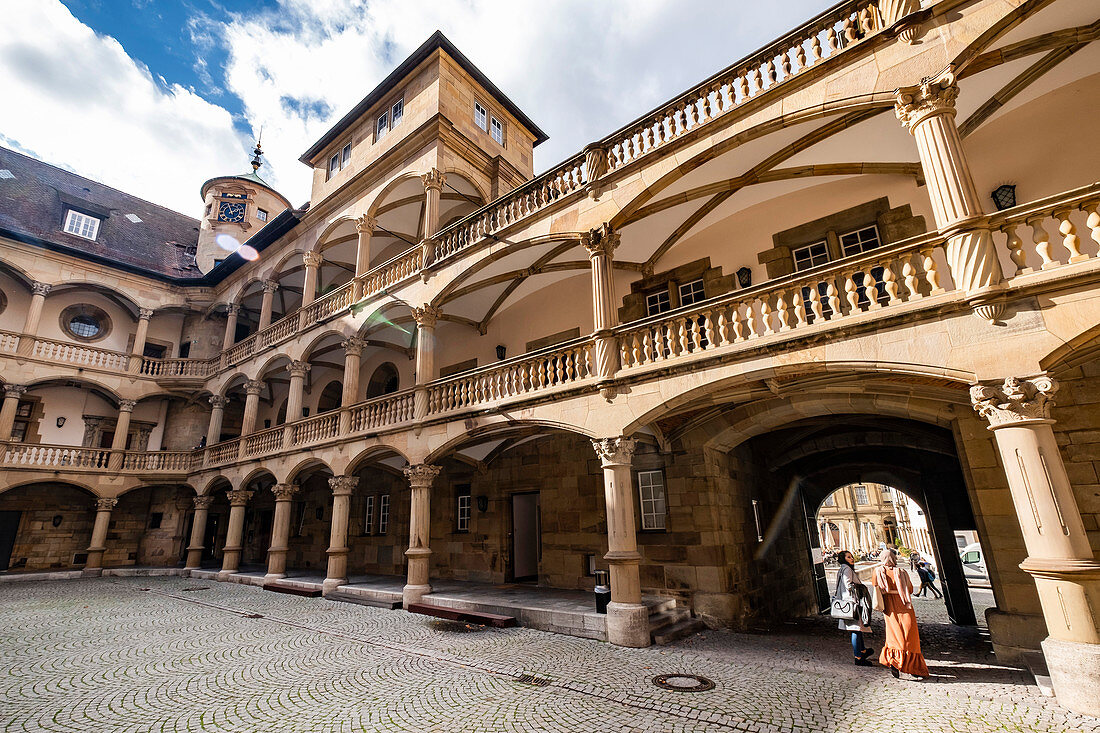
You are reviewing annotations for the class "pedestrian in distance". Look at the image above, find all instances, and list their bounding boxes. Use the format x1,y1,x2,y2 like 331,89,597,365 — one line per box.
873,548,929,680
915,561,943,599
832,550,874,667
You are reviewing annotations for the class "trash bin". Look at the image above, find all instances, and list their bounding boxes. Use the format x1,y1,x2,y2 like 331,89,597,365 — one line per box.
594,569,611,614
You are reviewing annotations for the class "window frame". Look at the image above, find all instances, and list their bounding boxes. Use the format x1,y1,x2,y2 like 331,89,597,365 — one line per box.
474,101,488,131
376,110,389,140
63,210,101,241
678,278,706,307
256,208,268,223
854,485,869,505
490,115,504,145
645,289,671,317
637,469,667,531
390,98,403,128
378,494,390,534
838,224,881,257
456,488,472,533
362,495,375,535
326,139,353,180
792,241,829,272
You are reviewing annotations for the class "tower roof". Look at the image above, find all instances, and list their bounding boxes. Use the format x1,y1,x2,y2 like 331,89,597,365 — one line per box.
199,140,289,206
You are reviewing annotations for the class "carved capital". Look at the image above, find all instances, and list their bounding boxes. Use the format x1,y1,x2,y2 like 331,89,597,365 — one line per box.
95,497,118,512
227,489,254,507
193,495,215,510
356,214,377,234
412,305,443,329
271,483,299,501
244,380,264,396
4,384,27,399
302,250,324,268
404,463,441,489
342,336,366,357
288,361,311,378
895,68,958,131
591,436,637,467
225,303,240,317
261,280,279,295
421,168,446,192
582,223,620,259
971,376,1058,428
329,475,358,496
31,282,52,297
209,395,228,410
118,399,137,412
137,308,154,321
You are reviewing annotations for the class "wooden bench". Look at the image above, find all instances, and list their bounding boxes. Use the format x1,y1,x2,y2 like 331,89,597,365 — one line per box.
407,602,517,628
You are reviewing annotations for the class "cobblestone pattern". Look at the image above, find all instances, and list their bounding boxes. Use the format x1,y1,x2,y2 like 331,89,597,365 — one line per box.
1,577,1097,732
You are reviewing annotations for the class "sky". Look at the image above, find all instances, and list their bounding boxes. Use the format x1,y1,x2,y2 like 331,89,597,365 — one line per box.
0,0,826,216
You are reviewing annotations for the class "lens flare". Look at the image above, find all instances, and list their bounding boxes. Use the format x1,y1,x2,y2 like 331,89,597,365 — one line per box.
237,244,259,261
215,233,240,252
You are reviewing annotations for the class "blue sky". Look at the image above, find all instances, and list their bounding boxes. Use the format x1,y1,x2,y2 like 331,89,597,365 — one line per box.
1,1,825,214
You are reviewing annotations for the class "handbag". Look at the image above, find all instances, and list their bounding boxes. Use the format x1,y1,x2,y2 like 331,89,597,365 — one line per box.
871,582,884,612
830,571,858,620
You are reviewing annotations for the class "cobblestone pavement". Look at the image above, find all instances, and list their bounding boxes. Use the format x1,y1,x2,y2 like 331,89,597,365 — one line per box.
1,577,1097,732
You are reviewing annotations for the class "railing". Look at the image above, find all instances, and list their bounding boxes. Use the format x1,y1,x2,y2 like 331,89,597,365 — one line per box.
301,283,353,327
120,450,192,472
258,309,301,349
30,337,130,371
292,411,340,446
140,356,218,378
1,443,111,469
0,330,19,354
205,439,240,466
987,182,1100,277
428,337,595,413
244,426,283,457
224,334,257,366
349,392,415,432
358,248,424,298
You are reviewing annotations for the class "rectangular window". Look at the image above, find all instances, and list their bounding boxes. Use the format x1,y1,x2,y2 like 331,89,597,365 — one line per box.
637,470,667,531
341,142,352,167
391,99,403,128
149,512,163,529
378,494,390,534
328,153,340,178
854,485,869,505
10,421,28,442
363,495,375,535
678,278,706,306
792,241,829,271
377,111,389,140
456,487,471,532
256,209,268,223
474,101,488,130
645,290,671,316
839,225,881,257
823,494,835,507
490,116,504,145
881,487,893,503
63,210,100,241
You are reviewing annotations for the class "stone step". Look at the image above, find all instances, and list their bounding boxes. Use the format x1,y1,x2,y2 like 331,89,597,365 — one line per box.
648,608,690,634
325,591,402,610
407,602,517,628
652,617,707,646
263,583,322,598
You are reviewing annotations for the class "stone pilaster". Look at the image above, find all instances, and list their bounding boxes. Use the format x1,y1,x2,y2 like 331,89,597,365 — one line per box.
240,380,264,436
206,395,227,445
421,169,446,239
353,215,377,295
0,384,27,440
258,280,279,331
301,250,323,307
412,306,442,422
222,303,240,351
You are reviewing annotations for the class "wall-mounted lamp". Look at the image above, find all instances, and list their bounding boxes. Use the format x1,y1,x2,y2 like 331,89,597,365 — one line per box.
56,417,66,428
476,495,488,512
495,345,507,360
736,267,753,289
991,184,1016,211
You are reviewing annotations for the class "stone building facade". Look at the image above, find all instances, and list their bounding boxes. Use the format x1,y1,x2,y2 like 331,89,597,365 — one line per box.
1,2,1099,715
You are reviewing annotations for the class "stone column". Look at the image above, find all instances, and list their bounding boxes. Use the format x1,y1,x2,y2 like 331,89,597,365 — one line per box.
240,380,264,435
18,282,51,355
301,250,323,307
282,361,310,448
184,495,215,570
583,224,621,391
972,376,1100,716
592,437,650,647
206,395,227,445
353,215,377,299
84,497,118,575
265,483,299,581
412,306,441,422
340,337,365,433
127,308,154,372
324,475,357,594
0,384,27,440
219,489,253,578
421,169,446,239
108,399,137,469
896,69,1003,315
222,304,240,351
258,280,278,331
402,464,440,607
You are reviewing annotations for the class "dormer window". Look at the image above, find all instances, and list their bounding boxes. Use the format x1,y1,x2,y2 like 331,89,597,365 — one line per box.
474,101,488,131
63,210,100,241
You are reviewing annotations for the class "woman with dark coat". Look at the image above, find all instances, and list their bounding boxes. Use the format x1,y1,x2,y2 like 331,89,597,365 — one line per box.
834,550,874,666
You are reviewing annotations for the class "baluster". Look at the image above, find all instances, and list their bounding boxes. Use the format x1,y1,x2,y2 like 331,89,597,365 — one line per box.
780,51,792,79
794,43,806,72
792,288,807,327
864,269,881,309
537,360,548,388
902,256,921,299
759,297,775,335
844,274,860,313
641,331,653,365
765,59,776,86
1056,209,1086,263
750,68,762,95
843,16,858,43
775,289,791,331
809,284,825,323
730,304,746,342
666,323,681,358
827,27,839,53
810,34,822,63
920,248,945,294
1028,215,1057,269
691,317,704,350
716,308,730,346
1085,203,1100,257
881,263,900,305
1003,223,1028,276
745,301,760,339
737,74,749,104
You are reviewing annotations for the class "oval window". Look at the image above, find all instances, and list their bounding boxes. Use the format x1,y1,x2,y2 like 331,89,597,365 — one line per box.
59,304,112,343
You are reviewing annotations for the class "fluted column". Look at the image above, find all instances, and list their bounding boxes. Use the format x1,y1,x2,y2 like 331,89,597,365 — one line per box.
896,69,1003,314
583,224,621,390
340,337,365,433
592,437,650,647
402,464,440,607
258,280,278,331
83,497,118,575
421,169,446,239
324,475,358,594
206,395,227,445
412,306,441,422
265,483,299,581
127,308,154,372
353,215,377,298
18,282,51,355
0,384,27,440
223,303,240,351
971,376,1100,716
219,489,253,578
240,380,263,435
184,495,216,570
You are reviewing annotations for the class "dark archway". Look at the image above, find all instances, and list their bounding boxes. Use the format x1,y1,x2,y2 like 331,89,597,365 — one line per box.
366,363,400,398
317,380,343,413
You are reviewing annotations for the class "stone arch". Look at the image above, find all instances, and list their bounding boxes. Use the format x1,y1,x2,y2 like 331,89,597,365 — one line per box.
365,362,400,399
283,456,335,486
343,444,410,476
425,419,598,465
201,475,234,495
24,375,124,408
0,477,100,498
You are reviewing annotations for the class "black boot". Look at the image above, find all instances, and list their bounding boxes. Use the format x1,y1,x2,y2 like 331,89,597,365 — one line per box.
890,666,900,678
854,657,873,667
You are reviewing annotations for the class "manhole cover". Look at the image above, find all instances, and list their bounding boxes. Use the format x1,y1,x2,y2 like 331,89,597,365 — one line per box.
516,673,551,687
652,673,715,692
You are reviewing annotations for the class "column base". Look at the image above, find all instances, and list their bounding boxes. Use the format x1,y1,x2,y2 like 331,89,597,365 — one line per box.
606,601,650,647
986,608,1045,664
402,583,431,608
1043,637,1100,716
216,569,239,581
322,577,346,595
263,573,287,582
81,568,104,578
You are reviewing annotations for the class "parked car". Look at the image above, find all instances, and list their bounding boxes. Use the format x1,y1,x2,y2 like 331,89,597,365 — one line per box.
960,542,989,587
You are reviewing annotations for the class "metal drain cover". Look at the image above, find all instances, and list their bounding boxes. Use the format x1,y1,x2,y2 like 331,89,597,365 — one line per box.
516,673,551,687
652,673,715,692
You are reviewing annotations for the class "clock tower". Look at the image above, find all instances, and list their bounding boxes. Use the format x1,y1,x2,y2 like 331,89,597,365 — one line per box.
195,141,293,273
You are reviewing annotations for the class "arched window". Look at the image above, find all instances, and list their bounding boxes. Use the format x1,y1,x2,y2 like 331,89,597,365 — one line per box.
365,363,400,399
317,380,343,412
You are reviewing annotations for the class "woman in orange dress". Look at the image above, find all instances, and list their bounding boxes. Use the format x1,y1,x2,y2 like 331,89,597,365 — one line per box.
873,548,929,679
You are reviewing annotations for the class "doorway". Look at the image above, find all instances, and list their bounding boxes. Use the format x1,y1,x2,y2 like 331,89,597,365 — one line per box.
0,511,20,570
510,492,541,582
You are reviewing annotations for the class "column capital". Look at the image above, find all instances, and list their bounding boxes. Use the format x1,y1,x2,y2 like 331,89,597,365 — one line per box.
288,361,311,378
356,214,378,234
3,384,27,398
244,380,264,396
971,376,1057,428
261,280,279,294
341,336,366,356
421,168,446,192
193,495,215,510
404,463,441,489
412,305,443,328
591,436,637,467
302,250,324,268
329,475,358,496
272,483,299,501
95,497,118,511
227,489,254,507
31,281,52,297
226,302,240,317
137,307,154,321
895,68,958,131
582,223,620,258
209,394,228,409
118,399,137,412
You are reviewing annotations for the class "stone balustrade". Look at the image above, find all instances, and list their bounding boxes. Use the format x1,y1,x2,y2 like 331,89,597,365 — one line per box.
988,182,1100,275
0,330,20,354
348,391,416,432
31,336,130,371
0,442,190,474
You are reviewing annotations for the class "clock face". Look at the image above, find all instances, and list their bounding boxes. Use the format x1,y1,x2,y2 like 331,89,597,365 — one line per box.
218,202,246,223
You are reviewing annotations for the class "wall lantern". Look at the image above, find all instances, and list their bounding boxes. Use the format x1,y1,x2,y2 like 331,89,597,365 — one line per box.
56,417,66,428
495,345,507,360
991,184,1016,211
52,515,63,527
736,267,753,289
476,495,489,512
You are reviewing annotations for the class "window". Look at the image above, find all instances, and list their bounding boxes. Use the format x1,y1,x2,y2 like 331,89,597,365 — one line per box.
839,225,881,257
60,304,110,343
474,101,488,130
854,485,869,505
823,494,836,507
327,141,352,180
645,290,671,316
63,210,100,241
792,241,829,271
456,486,471,532
678,279,706,306
378,494,390,534
328,153,340,178
391,99,403,128
962,550,980,564
881,487,893,503
376,111,389,139
362,495,375,535
341,142,352,168
490,116,504,145
149,512,163,530
256,209,268,223
637,470,667,531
